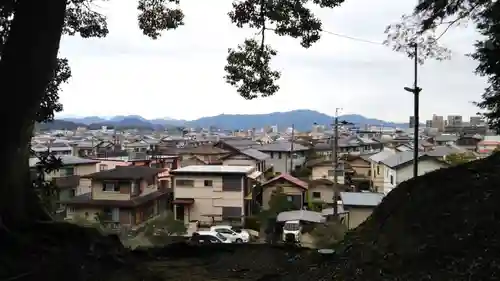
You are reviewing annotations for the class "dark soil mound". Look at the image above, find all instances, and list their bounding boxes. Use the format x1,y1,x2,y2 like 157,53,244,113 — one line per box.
284,153,500,281
0,222,156,281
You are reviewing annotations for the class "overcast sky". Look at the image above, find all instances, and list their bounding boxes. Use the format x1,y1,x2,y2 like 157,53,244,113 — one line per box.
57,0,486,122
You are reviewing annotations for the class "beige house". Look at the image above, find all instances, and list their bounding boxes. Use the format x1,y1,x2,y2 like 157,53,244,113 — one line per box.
260,173,308,210
61,166,170,231
307,178,349,205
29,155,100,218
340,191,384,229
308,159,345,184
368,148,396,193
220,148,269,173
170,165,261,225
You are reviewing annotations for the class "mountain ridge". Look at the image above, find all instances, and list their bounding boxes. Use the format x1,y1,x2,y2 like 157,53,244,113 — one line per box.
53,110,407,131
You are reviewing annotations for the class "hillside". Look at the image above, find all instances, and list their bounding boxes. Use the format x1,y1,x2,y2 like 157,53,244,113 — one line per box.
59,110,406,131
282,153,500,280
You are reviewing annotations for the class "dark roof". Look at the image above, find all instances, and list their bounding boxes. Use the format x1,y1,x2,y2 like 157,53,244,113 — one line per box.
60,190,170,207
82,166,165,180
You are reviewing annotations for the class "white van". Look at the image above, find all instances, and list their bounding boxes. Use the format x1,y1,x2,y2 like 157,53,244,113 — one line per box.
282,220,302,242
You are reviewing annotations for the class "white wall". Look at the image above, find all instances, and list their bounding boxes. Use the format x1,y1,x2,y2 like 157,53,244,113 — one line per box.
383,159,447,194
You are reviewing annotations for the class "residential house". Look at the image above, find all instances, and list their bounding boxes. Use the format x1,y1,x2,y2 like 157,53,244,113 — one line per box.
476,135,500,155
260,173,308,210
380,151,449,194
430,134,459,146
31,141,73,156
307,178,349,205
170,165,261,225
220,148,269,173
29,155,100,218
308,159,345,184
61,166,170,231
368,148,396,193
257,142,309,174
455,134,482,151
340,191,385,229
187,145,229,164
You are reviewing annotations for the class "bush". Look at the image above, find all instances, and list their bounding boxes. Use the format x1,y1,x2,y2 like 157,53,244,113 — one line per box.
310,220,347,249
244,216,261,231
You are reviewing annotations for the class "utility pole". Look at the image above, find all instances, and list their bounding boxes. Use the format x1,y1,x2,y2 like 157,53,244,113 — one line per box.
332,108,341,217
289,124,294,174
404,43,422,178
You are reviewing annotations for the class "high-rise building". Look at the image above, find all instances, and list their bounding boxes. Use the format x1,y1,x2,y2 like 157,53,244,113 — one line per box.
409,116,415,128
425,120,432,128
470,116,484,126
447,115,463,127
431,114,445,132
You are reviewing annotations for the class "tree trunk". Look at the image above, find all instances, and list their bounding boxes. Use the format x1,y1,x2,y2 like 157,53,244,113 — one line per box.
0,0,67,227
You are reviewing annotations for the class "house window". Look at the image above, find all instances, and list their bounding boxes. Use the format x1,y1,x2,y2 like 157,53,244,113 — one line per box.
390,175,394,185
286,195,293,202
204,180,213,187
312,192,321,199
222,176,242,191
327,169,343,177
103,182,119,192
176,179,194,187
60,167,75,176
377,166,380,175
278,152,282,159
99,164,108,171
101,207,120,222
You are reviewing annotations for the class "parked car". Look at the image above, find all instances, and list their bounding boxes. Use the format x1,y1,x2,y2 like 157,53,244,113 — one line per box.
189,231,232,244
210,225,250,243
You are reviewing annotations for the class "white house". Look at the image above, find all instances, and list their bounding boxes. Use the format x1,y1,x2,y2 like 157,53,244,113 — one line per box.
379,151,449,194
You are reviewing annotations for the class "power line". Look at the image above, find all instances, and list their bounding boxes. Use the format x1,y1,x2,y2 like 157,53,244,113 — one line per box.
320,29,384,46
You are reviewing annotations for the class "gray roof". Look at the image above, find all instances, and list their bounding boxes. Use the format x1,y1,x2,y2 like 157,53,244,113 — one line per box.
171,165,254,174
276,210,326,223
434,134,459,142
240,148,269,161
426,145,463,157
379,151,426,168
258,141,309,152
29,155,99,168
340,192,384,207
369,148,395,163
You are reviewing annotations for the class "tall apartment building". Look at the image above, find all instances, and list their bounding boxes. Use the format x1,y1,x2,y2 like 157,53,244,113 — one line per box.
470,116,484,126
409,116,416,128
431,114,445,132
425,120,432,128
447,115,463,127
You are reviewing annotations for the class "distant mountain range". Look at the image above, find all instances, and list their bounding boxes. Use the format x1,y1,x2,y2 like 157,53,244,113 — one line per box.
44,110,408,131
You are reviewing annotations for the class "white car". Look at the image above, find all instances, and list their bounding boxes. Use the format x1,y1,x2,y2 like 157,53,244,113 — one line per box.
191,231,232,244
210,225,250,243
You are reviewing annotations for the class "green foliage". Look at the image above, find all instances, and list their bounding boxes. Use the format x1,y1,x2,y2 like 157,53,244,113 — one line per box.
259,186,294,220
225,0,344,99
310,219,347,249
383,0,500,132
244,216,261,231
31,150,63,215
445,152,477,166
137,0,184,39
291,166,311,178
143,211,187,237
309,200,326,212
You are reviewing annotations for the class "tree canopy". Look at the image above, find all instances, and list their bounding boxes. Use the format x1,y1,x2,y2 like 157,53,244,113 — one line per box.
384,0,500,131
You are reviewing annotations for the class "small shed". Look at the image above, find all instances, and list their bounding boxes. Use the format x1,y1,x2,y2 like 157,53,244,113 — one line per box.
340,191,385,229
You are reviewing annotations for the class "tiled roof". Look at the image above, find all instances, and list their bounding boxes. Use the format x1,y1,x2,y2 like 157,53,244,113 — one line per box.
258,141,309,152
239,148,270,161
83,166,165,180
29,155,99,168
262,173,308,190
